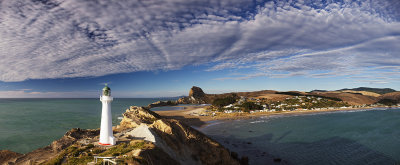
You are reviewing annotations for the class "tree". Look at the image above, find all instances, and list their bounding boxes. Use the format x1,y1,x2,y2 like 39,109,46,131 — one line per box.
212,96,237,108
240,102,263,112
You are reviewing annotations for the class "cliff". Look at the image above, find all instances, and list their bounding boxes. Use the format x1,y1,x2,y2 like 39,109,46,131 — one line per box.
177,86,208,104
1,106,243,165
119,106,243,165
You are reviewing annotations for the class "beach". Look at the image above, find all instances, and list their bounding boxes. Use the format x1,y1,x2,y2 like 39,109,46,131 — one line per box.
155,105,399,127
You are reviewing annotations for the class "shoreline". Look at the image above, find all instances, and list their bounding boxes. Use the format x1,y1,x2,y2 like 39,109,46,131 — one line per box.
155,105,399,128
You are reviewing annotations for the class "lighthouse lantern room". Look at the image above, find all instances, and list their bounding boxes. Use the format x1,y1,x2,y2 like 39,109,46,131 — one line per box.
99,84,116,145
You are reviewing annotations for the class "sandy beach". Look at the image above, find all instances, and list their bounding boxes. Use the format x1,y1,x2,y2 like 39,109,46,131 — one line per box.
155,105,398,128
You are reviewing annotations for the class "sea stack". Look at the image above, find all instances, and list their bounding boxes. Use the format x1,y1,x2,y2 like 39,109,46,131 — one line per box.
99,84,116,145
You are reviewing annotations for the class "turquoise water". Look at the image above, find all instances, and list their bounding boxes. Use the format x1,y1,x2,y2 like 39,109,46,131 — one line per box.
200,108,400,165
0,98,174,153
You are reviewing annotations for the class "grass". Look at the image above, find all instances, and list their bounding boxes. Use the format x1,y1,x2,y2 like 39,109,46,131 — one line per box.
43,145,79,165
98,141,145,157
65,156,93,165
43,144,96,165
44,141,149,165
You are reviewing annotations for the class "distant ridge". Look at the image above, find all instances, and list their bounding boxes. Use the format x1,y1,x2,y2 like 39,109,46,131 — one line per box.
310,90,328,93
338,87,396,95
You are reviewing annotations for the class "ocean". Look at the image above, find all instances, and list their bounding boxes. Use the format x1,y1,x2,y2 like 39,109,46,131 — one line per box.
199,108,400,165
0,98,174,153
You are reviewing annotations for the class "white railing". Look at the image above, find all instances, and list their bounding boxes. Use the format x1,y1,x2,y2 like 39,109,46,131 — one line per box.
94,156,118,165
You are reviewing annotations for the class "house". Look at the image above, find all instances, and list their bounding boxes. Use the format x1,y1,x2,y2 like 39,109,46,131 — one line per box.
224,104,233,108
224,110,233,113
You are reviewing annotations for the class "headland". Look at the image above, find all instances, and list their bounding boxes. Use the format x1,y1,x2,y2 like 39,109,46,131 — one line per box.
156,86,400,128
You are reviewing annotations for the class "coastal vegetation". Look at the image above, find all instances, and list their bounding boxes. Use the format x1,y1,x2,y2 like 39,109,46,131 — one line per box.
276,92,343,101
240,102,263,112
212,95,238,108
208,94,353,114
44,140,155,165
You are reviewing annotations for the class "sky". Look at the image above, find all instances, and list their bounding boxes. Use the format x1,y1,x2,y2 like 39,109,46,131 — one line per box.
0,0,399,98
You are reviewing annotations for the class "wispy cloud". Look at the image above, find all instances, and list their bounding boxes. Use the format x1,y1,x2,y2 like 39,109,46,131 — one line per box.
0,0,399,84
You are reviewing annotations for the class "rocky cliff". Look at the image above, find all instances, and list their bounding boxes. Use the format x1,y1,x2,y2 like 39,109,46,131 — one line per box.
119,106,243,165
1,106,243,165
177,86,208,104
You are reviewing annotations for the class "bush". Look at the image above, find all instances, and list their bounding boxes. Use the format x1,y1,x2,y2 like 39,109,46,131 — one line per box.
212,95,237,108
240,102,263,112
86,144,94,149
92,148,104,154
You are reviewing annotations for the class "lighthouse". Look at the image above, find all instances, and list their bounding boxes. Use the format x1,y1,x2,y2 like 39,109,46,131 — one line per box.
99,84,116,145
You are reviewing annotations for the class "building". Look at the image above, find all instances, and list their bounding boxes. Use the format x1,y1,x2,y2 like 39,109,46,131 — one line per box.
99,84,116,146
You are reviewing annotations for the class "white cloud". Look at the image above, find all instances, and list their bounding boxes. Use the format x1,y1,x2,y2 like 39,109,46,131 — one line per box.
0,0,399,84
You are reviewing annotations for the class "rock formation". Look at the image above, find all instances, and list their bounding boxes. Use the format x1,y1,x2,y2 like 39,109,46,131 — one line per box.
0,150,21,164
147,100,178,108
1,128,99,164
189,86,206,99
177,86,208,104
119,106,243,164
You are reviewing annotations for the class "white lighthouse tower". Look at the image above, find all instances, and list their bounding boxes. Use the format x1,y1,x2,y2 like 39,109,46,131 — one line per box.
99,84,116,145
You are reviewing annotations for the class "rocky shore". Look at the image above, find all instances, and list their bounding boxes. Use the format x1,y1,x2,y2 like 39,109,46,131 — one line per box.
1,106,245,165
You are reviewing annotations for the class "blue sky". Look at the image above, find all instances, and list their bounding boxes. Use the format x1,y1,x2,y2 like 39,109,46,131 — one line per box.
0,0,399,98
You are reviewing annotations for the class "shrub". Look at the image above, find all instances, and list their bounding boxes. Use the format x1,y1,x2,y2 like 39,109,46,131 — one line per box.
212,95,238,108
240,102,263,112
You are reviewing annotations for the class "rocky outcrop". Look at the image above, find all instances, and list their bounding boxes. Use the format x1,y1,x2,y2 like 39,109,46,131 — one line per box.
150,119,241,165
119,106,161,129
51,128,99,152
2,128,99,165
177,86,208,104
189,86,206,99
120,106,243,165
147,100,178,108
0,150,22,164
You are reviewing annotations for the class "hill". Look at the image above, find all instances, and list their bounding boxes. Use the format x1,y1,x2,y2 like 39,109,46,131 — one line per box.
339,87,396,95
308,91,379,105
177,86,400,106
338,90,381,97
378,92,400,105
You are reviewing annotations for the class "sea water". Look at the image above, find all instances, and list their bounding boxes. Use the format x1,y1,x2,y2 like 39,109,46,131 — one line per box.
199,108,400,165
0,98,174,153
